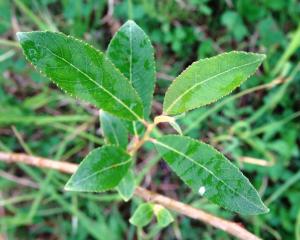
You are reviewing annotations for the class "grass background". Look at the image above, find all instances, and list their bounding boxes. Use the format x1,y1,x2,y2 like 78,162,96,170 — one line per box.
0,0,300,239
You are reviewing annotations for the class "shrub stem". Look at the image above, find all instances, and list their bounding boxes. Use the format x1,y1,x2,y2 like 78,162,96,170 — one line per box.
0,151,261,240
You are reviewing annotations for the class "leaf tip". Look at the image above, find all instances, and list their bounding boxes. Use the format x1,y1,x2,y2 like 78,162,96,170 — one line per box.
260,204,270,214
16,32,25,42
264,207,270,214
257,53,267,62
63,184,72,191
125,19,137,26
64,180,75,191
247,201,269,215
122,197,130,202
128,217,135,225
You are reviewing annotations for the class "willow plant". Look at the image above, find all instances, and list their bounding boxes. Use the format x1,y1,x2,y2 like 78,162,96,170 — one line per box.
17,20,268,228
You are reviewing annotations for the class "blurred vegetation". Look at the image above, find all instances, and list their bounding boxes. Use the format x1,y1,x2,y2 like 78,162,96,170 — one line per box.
0,0,300,239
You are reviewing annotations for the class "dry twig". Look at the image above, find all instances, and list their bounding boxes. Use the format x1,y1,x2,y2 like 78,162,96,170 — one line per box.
0,151,261,240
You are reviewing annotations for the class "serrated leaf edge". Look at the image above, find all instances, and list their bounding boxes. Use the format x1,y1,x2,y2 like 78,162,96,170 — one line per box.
64,145,131,192
17,31,144,122
107,20,156,118
152,134,269,214
163,51,266,115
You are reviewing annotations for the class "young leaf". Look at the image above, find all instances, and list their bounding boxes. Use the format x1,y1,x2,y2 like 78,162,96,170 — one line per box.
17,31,144,121
65,146,131,192
107,20,156,118
100,110,128,149
116,169,136,202
154,115,182,135
153,135,269,215
163,51,265,115
153,205,174,228
130,203,154,227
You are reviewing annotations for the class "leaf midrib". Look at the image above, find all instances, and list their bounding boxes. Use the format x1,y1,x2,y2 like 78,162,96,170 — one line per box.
71,158,132,186
42,45,142,121
129,22,133,84
128,23,139,133
165,59,262,114
154,139,265,211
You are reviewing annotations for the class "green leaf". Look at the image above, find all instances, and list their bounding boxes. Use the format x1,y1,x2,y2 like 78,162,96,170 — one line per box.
100,110,128,149
130,203,154,227
169,120,182,135
123,120,145,136
116,169,136,202
17,31,144,121
154,115,182,135
65,146,132,192
153,205,174,228
153,135,269,215
107,20,156,118
163,51,265,115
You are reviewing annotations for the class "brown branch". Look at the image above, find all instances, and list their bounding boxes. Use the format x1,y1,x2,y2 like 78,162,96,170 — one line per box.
0,170,39,189
239,156,274,167
134,187,261,240
0,152,261,240
0,152,77,174
128,123,155,155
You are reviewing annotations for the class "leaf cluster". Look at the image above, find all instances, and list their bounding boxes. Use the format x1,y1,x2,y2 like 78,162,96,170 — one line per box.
17,20,268,225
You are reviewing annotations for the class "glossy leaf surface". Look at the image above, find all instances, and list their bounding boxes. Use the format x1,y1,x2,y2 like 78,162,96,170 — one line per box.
130,203,154,227
107,20,156,117
100,110,128,149
116,169,136,202
154,135,268,214
163,51,265,115
17,31,144,121
65,146,131,192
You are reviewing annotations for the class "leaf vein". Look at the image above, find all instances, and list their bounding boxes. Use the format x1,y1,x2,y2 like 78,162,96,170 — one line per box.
71,158,131,186
42,46,142,121
154,139,265,211
165,59,262,114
